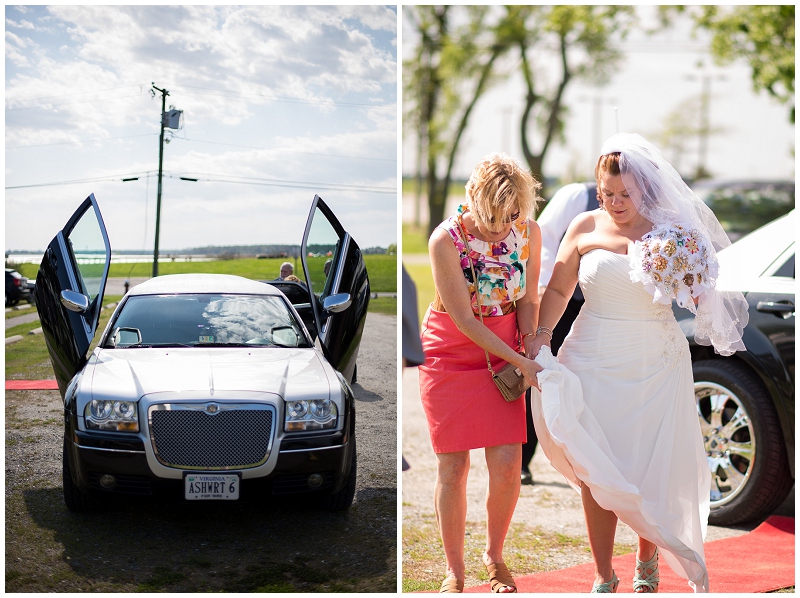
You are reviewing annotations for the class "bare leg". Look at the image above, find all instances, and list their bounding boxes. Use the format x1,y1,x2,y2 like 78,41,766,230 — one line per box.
581,482,618,586
483,443,521,593
435,451,470,583
636,537,657,562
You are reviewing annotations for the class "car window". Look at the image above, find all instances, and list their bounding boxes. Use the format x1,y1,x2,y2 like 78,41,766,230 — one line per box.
66,206,108,302
773,254,795,279
305,209,342,301
106,294,310,348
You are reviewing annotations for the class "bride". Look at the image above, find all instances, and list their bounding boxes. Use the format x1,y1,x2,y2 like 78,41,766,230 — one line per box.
528,133,748,593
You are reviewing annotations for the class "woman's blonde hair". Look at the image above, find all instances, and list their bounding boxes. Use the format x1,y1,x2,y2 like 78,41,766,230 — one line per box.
465,153,541,233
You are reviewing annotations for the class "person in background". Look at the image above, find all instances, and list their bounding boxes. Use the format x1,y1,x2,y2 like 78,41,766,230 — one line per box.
402,265,426,473
276,261,293,280
521,182,598,486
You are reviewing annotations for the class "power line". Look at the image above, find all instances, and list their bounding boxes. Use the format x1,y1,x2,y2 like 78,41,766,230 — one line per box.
5,171,396,194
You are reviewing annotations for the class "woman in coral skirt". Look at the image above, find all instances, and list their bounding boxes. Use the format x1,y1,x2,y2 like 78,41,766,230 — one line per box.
419,153,543,593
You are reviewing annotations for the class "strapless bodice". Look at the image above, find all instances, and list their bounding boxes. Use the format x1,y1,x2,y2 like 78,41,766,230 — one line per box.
578,249,673,321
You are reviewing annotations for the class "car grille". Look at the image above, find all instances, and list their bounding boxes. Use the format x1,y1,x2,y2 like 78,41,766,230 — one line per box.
149,404,275,470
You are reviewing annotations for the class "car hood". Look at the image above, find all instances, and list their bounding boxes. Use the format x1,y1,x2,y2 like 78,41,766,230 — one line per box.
85,347,334,403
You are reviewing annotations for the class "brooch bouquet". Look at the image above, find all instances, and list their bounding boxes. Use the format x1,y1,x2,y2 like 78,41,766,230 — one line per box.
629,223,719,312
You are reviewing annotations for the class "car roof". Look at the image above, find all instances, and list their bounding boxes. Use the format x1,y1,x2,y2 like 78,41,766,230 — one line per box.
716,210,795,284
128,274,283,297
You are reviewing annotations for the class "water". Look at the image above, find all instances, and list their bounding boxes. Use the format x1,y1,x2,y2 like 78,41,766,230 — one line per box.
7,253,212,265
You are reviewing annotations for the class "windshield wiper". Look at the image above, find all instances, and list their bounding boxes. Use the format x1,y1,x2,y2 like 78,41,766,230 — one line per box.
195,342,257,348
121,343,194,348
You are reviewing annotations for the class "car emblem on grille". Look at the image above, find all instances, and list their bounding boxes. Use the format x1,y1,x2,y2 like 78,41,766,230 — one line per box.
206,403,219,414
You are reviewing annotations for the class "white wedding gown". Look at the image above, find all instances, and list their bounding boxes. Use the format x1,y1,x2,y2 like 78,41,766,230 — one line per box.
532,248,710,592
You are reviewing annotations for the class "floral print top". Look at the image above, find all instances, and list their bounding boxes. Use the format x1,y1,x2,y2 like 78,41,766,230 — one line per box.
439,204,529,316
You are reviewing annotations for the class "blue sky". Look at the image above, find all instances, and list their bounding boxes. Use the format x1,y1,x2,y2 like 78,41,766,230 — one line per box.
6,5,397,252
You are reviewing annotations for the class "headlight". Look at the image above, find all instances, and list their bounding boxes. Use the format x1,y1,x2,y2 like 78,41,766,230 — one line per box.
285,399,337,432
85,400,139,432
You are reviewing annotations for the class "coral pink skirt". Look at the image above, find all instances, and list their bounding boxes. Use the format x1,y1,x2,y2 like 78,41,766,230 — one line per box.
418,306,527,453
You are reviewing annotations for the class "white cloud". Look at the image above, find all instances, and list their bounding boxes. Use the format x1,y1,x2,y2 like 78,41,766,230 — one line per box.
5,5,397,252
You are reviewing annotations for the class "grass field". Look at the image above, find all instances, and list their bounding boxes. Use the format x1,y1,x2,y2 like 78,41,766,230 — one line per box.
14,254,396,293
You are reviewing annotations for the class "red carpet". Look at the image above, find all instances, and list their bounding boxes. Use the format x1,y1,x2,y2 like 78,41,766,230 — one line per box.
456,516,794,593
6,379,59,390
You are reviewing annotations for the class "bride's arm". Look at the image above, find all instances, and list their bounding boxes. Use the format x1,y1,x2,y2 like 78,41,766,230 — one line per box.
529,215,585,357
429,227,542,385
518,219,541,358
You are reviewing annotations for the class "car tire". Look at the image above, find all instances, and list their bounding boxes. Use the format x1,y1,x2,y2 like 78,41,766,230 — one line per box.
693,359,793,526
62,437,95,513
318,438,357,512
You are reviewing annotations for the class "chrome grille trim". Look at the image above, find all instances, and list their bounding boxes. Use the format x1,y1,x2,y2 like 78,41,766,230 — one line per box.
148,403,276,470
279,445,343,454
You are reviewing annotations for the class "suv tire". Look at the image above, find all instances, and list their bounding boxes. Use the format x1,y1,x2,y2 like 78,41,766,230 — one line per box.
318,438,357,512
62,437,94,512
693,359,792,525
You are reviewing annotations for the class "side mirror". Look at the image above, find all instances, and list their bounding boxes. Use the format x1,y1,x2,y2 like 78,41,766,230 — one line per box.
322,293,351,314
271,326,300,347
60,290,90,314
110,327,142,348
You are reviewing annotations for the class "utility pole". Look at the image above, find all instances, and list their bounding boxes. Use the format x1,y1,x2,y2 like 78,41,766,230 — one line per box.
151,83,169,278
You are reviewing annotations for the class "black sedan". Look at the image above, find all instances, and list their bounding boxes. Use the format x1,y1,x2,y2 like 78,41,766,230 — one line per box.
6,268,32,306
674,210,794,525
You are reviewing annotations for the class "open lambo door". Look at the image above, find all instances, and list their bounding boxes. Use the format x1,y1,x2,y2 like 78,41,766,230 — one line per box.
35,194,111,397
301,195,369,384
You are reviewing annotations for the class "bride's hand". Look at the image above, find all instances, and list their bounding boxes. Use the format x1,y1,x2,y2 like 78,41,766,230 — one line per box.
527,334,551,361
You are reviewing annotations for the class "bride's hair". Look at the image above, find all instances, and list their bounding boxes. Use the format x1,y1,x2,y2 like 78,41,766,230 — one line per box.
466,153,541,234
594,152,621,208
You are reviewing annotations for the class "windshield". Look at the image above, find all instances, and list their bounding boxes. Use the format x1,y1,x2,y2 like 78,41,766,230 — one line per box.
105,293,310,348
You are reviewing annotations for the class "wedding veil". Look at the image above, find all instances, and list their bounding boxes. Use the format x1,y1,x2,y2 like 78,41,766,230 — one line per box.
600,133,749,356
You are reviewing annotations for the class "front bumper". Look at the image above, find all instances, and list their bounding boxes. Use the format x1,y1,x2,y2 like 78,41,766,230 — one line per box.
69,429,354,501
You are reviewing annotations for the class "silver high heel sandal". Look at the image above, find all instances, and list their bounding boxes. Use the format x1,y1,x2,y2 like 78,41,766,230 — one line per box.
633,547,659,593
591,571,619,593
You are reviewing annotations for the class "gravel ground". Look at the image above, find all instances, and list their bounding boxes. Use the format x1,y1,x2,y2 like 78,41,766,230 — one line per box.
6,312,398,592
402,366,794,588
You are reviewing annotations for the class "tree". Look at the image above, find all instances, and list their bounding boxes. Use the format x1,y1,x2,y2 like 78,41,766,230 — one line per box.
661,6,795,123
404,6,513,235
507,6,635,193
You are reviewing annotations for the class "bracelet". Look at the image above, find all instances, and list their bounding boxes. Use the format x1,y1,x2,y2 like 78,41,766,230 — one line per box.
521,332,536,341
536,326,553,340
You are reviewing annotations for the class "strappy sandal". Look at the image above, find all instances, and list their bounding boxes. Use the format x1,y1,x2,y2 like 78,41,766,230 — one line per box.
633,547,659,593
439,577,464,593
485,562,517,593
592,571,619,593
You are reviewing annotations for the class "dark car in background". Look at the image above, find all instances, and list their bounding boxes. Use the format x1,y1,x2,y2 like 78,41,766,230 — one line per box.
5,268,32,306
35,194,370,513
674,210,794,525
691,179,794,242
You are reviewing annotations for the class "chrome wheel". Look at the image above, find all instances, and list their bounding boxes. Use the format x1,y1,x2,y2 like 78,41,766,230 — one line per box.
695,381,756,507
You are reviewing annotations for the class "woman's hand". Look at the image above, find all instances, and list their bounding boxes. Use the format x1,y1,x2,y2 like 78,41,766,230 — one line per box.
516,355,543,391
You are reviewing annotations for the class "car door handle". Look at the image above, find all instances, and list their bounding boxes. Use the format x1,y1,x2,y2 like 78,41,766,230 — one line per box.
756,301,794,319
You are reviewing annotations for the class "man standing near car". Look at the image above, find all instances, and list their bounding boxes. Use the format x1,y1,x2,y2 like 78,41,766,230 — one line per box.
276,261,293,280
521,181,598,486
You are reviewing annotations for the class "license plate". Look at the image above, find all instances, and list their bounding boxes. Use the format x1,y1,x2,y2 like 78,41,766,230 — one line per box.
184,473,240,500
